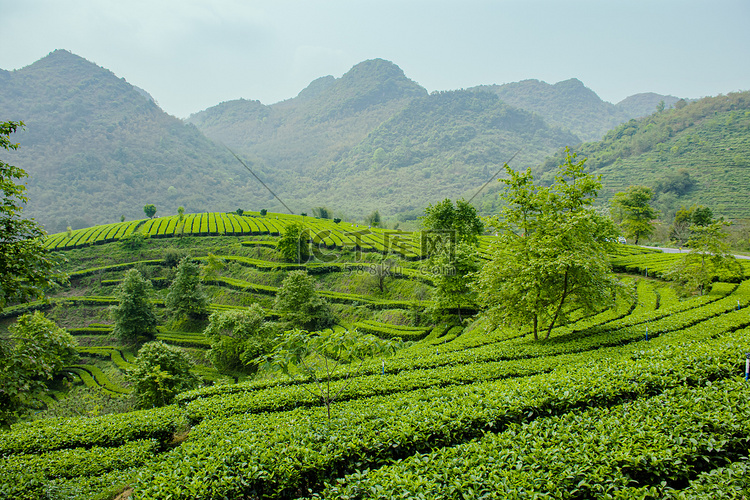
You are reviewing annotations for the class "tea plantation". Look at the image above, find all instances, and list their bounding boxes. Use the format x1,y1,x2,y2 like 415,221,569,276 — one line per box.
2,212,750,499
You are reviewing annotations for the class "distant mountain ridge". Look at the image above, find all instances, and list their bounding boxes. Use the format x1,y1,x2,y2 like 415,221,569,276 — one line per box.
0,50,268,232
4,49,739,231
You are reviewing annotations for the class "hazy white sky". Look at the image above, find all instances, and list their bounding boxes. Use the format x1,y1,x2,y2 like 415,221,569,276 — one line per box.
2,0,749,118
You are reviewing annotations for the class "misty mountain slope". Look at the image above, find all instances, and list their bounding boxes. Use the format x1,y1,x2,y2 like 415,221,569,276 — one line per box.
293,89,581,217
470,78,677,143
0,50,274,232
540,91,750,219
188,59,428,177
616,92,682,119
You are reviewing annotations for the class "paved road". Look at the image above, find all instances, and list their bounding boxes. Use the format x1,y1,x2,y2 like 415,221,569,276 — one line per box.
639,246,750,260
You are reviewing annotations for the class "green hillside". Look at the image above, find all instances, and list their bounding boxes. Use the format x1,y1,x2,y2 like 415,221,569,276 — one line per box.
540,91,750,219
2,216,750,498
0,50,275,233
472,78,632,142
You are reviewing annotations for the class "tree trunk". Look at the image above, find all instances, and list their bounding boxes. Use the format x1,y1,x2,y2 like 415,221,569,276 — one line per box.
545,267,570,340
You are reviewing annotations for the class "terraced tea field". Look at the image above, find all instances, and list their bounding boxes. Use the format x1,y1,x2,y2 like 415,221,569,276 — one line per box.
2,212,750,499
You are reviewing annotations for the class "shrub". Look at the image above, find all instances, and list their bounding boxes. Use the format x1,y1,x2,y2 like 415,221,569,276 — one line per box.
127,341,199,408
204,304,276,374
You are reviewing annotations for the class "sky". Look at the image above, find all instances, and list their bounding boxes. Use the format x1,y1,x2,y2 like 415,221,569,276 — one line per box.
2,0,749,118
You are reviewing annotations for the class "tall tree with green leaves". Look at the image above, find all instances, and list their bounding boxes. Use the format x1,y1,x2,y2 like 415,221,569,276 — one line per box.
0,312,78,427
666,219,742,295
274,270,334,330
429,242,480,321
111,268,158,343
203,304,275,374
143,204,157,219
0,121,63,311
277,221,310,263
475,150,623,341
610,186,659,245
365,210,381,228
420,198,484,248
166,258,209,319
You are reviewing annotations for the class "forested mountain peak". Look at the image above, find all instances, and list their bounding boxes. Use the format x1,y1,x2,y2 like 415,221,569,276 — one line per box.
471,78,631,142
295,75,336,101
0,50,256,232
616,92,682,118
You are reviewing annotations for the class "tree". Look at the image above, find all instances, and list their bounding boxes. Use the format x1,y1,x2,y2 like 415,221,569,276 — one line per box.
0,121,63,311
126,341,199,408
277,221,310,263
256,328,398,422
0,312,78,426
670,205,713,245
166,258,209,319
369,256,396,293
420,198,484,248
111,268,158,343
177,206,185,235
611,186,659,244
143,204,157,219
475,150,623,341
429,242,480,321
274,270,334,330
365,210,381,228
203,304,275,374
666,219,742,295
312,206,332,219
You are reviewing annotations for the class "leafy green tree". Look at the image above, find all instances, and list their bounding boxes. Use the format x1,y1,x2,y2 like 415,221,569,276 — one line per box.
670,205,714,245
177,206,185,235
166,258,209,319
666,220,743,295
0,121,63,311
369,256,395,293
143,204,157,219
203,304,275,374
475,150,623,341
0,312,78,426
257,328,398,421
274,270,334,330
312,206,332,219
277,221,310,263
111,268,158,343
420,198,484,248
429,242,480,321
611,186,659,244
365,210,381,228
126,341,199,408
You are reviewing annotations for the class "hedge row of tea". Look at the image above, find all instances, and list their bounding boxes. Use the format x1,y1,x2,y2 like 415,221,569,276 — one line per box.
2,268,749,499
43,212,434,259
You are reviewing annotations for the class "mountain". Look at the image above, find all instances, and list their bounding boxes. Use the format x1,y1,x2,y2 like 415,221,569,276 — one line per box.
188,59,428,179
616,92,682,119
539,91,750,219
0,50,273,233
5,50,735,229
470,79,629,142
189,61,580,218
